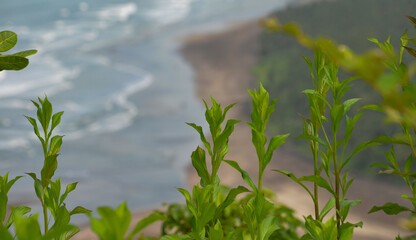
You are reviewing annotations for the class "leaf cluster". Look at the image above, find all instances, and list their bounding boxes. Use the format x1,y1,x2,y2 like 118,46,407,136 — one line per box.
0,31,37,71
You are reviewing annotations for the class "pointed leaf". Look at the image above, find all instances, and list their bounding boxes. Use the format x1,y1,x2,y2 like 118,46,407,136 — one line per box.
343,98,360,113
186,122,212,156
51,111,64,133
264,134,289,170
41,154,58,186
224,160,257,191
60,182,78,205
319,197,335,221
369,202,410,215
214,186,249,219
274,170,314,200
48,135,63,155
295,134,329,148
342,141,380,170
70,206,92,215
12,50,37,57
299,175,335,195
127,212,165,239
6,206,31,229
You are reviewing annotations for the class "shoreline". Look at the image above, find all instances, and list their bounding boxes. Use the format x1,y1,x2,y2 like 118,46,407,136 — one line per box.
76,9,410,240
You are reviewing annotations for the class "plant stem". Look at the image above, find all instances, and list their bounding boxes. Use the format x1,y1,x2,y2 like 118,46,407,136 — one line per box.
43,203,48,234
313,141,320,220
333,134,341,237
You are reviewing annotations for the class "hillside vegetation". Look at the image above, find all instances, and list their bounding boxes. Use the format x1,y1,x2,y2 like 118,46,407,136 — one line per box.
256,0,416,175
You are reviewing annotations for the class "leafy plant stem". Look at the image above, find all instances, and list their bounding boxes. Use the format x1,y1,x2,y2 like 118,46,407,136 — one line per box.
333,133,341,236
313,141,320,220
43,205,48,234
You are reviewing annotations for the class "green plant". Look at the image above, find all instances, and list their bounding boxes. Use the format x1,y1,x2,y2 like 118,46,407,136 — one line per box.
273,50,368,240
262,13,416,240
362,16,416,240
157,92,303,240
224,84,293,240
155,185,302,240
24,96,91,238
89,202,164,240
160,98,249,240
0,30,37,71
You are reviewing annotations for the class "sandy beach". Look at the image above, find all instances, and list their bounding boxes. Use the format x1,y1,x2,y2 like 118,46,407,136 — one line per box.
76,11,412,240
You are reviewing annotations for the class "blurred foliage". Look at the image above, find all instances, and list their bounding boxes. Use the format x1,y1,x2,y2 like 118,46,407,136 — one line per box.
155,185,303,240
255,0,416,176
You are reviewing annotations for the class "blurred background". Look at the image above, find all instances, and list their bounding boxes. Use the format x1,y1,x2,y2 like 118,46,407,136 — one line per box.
1,0,416,232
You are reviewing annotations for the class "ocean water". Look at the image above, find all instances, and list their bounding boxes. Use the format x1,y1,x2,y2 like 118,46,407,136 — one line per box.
1,0,296,222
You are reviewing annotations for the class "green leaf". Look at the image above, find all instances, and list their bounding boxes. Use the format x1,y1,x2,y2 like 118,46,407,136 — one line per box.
299,175,335,195
264,134,289,171
26,173,44,202
41,154,58,186
0,31,17,52
12,49,38,57
90,202,132,240
330,104,344,133
224,160,257,191
405,155,413,173
344,113,363,146
295,134,329,148
50,206,71,233
341,141,380,170
127,212,165,239
0,193,7,223
60,182,78,205
0,225,13,240
274,170,314,201
191,147,210,185
259,216,279,240
186,122,212,156
208,220,224,240
369,162,392,170
25,116,41,138
6,206,31,229
51,111,64,133
343,98,360,113
46,224,79,240
70,206,92,215
177,188,196,217
302,89,331,108
214,186,249,219
14,213,42,240
340,199,361,221
0,55,29,71
161,235,192,240
41,96,53,133
5,175,22,194
303,55,316,87
48,135,63,155
371,135,409,145
358,104,385,113
368,202,411,215
319,197,335,221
